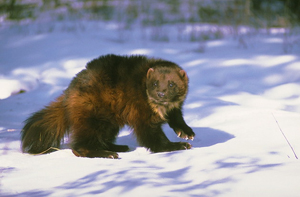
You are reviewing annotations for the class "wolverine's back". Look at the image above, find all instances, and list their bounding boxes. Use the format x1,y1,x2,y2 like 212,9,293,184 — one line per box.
64,55,153,126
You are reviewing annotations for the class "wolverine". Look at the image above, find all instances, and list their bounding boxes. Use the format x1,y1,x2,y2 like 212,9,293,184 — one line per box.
21,54,195,158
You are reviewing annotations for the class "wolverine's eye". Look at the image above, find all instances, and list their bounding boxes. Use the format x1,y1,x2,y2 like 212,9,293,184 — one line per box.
153,81,158,87
169,82,174,87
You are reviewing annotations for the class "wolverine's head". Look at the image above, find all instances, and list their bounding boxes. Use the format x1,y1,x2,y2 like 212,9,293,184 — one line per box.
146,64,189,106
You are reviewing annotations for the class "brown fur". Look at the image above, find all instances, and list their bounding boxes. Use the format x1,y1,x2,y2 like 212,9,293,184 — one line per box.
21,54,195,158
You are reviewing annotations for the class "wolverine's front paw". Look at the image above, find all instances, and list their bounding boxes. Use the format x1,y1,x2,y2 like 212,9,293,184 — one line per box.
152,142,192,153
175,127,195,140
166,142,192,151
72,149,119,159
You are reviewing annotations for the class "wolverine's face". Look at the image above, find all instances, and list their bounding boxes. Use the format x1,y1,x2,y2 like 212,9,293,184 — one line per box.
146,66,188,105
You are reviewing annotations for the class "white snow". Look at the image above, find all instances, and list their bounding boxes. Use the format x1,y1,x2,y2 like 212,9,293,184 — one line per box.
1,21,300,197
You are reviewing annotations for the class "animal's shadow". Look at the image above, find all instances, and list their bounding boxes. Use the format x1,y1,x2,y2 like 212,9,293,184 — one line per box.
58,126,234,153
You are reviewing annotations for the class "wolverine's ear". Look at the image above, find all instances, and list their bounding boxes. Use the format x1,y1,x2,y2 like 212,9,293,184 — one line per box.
147,68,154,78
179,70,188,81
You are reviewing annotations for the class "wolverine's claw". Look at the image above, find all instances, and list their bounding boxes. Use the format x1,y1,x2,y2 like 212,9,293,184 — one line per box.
177,131,181,137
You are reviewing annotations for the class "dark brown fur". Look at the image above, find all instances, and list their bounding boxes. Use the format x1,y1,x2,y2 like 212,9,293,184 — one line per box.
21,54,195,158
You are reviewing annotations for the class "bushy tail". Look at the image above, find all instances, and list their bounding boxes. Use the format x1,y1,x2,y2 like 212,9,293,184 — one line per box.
21,95,68,154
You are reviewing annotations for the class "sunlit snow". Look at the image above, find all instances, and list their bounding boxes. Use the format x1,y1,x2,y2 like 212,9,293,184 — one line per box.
1,20,300,196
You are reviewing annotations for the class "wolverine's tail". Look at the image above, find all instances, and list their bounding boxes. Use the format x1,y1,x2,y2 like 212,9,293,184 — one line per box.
21,95,68,154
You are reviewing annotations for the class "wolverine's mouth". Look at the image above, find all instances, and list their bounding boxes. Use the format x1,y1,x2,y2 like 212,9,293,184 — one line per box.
146,91,171,106
149,97,170,106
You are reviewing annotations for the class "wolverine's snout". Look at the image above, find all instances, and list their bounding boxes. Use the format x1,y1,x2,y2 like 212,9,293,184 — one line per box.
157,92,165,98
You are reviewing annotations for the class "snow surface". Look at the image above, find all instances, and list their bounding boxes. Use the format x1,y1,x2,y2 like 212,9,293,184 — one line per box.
0,22,300,196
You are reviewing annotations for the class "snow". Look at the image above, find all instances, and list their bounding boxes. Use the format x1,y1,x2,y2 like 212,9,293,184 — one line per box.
1,21,300,197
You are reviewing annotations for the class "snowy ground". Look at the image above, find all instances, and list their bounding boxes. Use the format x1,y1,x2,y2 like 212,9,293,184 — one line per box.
0,22,300,196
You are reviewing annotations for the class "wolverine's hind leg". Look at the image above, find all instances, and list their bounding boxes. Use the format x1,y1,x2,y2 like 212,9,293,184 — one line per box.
70,117,128,158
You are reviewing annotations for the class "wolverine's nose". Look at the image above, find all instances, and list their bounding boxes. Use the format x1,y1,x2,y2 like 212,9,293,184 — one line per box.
157,92,165,98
